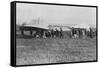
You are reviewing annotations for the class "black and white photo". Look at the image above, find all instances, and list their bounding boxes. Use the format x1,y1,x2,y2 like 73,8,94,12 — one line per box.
11,1,98,67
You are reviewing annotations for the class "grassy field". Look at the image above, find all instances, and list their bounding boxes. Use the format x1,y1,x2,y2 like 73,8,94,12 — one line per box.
16,37,96,65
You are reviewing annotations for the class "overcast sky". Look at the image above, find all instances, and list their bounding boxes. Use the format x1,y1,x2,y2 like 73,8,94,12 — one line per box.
16,3,96,26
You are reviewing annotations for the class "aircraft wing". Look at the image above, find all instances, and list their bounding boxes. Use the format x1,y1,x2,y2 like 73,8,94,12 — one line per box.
20,25,49,31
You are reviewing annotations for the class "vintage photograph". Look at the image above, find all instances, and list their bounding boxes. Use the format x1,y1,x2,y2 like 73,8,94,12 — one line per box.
16,2,97,65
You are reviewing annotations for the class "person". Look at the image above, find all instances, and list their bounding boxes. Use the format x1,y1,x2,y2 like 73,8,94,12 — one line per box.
78,29,83,38
59,27,63,38
71,27,77,38
89,28,94,38
51,29,54,38
55,28,59,38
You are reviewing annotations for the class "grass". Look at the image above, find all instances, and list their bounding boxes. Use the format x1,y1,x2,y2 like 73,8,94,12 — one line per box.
16,37,96,65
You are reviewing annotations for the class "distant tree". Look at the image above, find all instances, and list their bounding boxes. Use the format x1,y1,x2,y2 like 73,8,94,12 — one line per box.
29,17,42,25
21,22,27,26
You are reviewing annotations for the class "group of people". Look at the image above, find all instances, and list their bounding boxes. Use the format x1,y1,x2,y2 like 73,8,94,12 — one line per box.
33,28,63,38
19,26,96,39
70,27,96,38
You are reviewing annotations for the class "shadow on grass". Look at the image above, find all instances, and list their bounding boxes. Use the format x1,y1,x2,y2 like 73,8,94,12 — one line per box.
16,34,35,39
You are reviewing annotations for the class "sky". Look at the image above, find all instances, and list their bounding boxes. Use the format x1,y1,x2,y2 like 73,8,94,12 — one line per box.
16,3,96,27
